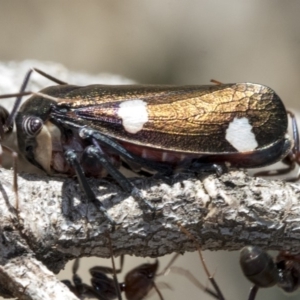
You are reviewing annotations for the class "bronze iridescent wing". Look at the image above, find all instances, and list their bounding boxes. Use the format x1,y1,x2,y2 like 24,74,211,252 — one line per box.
54,83,288,154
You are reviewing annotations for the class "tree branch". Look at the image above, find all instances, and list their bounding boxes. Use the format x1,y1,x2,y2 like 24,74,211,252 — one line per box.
1,167,300,299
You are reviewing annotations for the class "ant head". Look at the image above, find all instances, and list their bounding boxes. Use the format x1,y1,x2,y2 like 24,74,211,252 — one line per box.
124,260,159,300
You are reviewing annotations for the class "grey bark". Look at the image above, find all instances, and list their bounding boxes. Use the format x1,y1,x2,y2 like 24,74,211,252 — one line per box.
0,167,300,299
0,60,299,299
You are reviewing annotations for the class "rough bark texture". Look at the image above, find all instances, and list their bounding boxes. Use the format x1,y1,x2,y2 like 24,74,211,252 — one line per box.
1,167,300,299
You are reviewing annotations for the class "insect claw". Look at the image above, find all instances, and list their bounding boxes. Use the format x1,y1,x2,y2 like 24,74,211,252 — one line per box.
131,186,156,212
188,161,227,176
97,206,117,227
212,164,227,176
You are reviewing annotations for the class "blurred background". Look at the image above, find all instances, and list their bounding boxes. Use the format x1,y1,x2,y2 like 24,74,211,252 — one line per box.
0,1,300,299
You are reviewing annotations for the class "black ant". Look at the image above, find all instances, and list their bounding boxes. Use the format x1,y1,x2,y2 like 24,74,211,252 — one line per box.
168,224,300,300
62,255,168,300
62,233,170,300
240,246,300,295
61,258,101,299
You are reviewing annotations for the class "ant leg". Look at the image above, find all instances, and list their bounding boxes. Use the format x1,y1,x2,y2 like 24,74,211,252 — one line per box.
32,68,67,85
64,149,116,226
177,223,225,300
107,235,123,300
248,285,259,300
152,283,164,300
197,247,225,300
170,266,219,299
71,258,83,289
157,253,181,276
1,145,19,213
157,253,220,299
2,68,67,132
0,91,32,100
5,69,35,129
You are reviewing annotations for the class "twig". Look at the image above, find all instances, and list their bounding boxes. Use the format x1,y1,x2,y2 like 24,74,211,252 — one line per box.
1,168,300,267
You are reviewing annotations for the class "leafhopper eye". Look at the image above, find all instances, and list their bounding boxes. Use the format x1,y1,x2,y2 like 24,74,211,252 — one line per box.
22,116,43,137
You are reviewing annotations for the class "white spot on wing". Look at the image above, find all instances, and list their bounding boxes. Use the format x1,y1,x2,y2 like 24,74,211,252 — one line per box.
225,117,258,152
118,99,148,134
